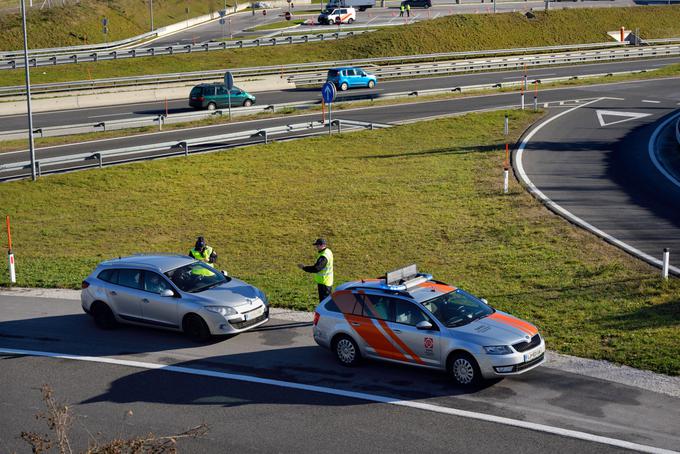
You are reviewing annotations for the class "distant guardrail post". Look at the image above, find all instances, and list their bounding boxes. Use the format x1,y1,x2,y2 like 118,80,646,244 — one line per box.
157,115,164,131
263,130,268,144
94,153,103,169
662,248,670,280
33,128,42,138
180,141,189,156
35,161,41,178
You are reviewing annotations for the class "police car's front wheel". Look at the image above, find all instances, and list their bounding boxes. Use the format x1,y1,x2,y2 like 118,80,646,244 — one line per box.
448,352,481,386
333,335,361,366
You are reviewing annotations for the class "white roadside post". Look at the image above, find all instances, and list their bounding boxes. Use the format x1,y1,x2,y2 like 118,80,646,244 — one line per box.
504,114,509,136
662,248,670,280
6,216,16,284
503,143,509,194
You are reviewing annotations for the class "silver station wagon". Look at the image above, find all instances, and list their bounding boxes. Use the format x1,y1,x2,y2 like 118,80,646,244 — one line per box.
313,265,545,385
81,255,269,341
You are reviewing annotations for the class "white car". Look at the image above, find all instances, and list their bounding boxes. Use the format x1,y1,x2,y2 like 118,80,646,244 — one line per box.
318,6,356,25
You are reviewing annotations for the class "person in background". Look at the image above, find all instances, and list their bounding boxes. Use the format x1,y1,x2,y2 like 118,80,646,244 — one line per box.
298,238,334,302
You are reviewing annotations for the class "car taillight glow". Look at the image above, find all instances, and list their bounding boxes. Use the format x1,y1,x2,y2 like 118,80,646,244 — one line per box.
81,280,90,289
313,312,320,326
197,96,204,101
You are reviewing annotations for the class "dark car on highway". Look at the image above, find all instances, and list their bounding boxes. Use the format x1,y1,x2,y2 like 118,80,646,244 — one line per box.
401,0,432,8
189,83,256,110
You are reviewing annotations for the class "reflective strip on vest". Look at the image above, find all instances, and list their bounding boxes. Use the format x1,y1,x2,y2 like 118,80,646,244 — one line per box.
314,248,333,286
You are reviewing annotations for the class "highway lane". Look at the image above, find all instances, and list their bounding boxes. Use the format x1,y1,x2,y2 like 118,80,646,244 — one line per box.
144,0,637,46
0,86,607,171
0,293,678,452
517,78,680,271
2,56,679,133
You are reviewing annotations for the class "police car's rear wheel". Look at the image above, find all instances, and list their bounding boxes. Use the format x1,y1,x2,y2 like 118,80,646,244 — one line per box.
333,335,360,366
340,82,349,91
448,352,481,386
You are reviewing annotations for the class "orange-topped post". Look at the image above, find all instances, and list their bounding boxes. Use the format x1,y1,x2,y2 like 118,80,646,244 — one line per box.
6,215,15,284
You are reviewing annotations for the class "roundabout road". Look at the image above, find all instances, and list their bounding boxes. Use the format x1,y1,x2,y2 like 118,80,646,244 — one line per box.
516,78,680,273
0,293,679,452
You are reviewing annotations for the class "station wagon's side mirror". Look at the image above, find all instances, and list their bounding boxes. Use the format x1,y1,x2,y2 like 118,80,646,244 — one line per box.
481,298,489,305
222,270,229,277
161,289,175,297
416,321,433,330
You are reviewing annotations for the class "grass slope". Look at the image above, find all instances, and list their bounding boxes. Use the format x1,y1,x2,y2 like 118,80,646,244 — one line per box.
0,110,678,375
2,6,680,86
0,0,228,50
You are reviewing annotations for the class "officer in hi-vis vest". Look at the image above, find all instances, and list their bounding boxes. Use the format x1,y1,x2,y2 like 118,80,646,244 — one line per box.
298,238,334,302
189,236,218,266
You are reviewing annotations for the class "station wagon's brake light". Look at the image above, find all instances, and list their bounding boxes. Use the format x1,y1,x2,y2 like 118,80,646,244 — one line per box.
313,312,320,326
81,280,90,289
196,96,204,101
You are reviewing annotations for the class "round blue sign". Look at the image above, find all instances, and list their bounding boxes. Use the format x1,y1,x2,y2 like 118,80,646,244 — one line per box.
321,82,336,104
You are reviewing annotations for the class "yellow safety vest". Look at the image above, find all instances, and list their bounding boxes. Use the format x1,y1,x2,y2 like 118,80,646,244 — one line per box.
190,246,213,263
314,248,333,287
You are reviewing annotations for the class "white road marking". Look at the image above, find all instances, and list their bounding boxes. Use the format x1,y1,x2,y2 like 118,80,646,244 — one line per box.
648,110,680,190
596,109,651,127
0,347,675,454
502,73,556,80
515,98,680,275
642,100,661,104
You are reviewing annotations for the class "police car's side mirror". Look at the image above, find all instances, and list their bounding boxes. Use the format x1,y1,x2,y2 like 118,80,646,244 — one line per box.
416,321,433,330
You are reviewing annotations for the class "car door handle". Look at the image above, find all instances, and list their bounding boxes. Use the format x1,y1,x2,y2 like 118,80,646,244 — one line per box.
392,329,402,334
142,298,149,303
350,322,361,326
109,290,117,296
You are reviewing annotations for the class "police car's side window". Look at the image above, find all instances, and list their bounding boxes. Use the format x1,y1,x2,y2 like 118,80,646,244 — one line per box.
363,295,393,321
394,300,429,326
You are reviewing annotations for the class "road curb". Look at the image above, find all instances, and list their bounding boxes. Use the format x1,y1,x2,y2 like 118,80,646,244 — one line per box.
0,285,678,397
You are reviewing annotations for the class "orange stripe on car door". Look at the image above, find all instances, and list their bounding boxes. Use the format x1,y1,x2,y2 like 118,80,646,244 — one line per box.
344,314,409,362
489,312,538,336
377,319,425,365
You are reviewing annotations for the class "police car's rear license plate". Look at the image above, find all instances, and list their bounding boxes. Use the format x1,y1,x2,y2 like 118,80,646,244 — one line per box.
524,345,544,362
245,306,264,321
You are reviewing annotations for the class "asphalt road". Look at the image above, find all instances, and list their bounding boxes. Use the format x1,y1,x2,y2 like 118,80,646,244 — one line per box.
2,57,679,133
143,0,637,46
516,78,680,270
1,294,678,453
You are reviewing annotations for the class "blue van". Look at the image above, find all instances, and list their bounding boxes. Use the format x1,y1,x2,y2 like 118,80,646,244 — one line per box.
326,67,378,91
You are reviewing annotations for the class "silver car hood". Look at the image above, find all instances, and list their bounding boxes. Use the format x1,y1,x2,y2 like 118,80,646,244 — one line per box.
191,277,263,308
449,311,537,345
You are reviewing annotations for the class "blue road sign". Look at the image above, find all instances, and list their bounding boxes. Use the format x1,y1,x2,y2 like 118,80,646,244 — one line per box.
224,71,234,90
102,17,108,26
321,82,336,104
219,18,226,24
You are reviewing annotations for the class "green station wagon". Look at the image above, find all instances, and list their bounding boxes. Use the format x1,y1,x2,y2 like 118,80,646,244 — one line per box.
189,83,256,110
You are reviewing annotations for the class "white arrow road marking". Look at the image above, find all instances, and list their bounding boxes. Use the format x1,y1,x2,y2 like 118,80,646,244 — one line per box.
596,109,652,127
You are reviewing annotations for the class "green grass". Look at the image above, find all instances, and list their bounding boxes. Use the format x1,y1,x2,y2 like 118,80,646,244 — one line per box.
0,0,230,50
2,6,680,86
1,109,678,375
250,19,306,31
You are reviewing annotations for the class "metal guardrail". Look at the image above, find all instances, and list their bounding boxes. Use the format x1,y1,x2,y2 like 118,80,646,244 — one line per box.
0,119,388,179
1,31,366,71
0,41,652,98
0,68,652,141
288,45,680,84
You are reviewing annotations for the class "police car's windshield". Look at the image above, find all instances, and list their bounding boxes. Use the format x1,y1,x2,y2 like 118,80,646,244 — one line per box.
421,289,494,327
165,262,228,293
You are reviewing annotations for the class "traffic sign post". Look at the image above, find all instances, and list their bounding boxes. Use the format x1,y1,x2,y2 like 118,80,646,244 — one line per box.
224,71,234,119
6,216,15,284
321,82,336,134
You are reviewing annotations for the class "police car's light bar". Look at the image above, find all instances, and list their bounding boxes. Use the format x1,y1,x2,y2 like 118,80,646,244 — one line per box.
386,264,418,285
384,265,433,291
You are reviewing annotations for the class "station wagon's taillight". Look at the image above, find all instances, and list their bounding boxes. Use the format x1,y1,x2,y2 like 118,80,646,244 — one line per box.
313,312,320,326
196,96,204,101
81,280,90,289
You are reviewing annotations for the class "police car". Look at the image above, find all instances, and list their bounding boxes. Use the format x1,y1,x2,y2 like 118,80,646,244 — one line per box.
313,265,545,385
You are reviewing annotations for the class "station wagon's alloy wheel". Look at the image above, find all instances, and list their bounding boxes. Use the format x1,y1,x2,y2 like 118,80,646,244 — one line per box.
92,302,117,330
207,102,217,111
334,335,360,366
449,353,480,385
183,314,211,342
340,82,349,91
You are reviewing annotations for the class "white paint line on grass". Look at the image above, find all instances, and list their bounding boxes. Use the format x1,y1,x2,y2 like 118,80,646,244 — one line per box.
0,347,676,454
